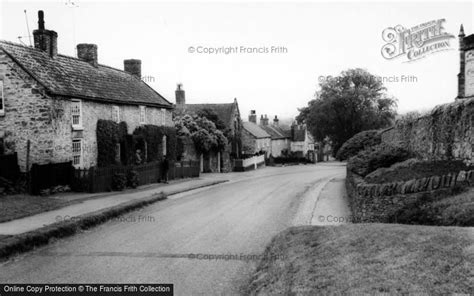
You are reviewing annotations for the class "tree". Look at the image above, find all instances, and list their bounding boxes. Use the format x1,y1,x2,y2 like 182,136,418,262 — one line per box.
195,108,231,139
173,114,228,154
297,68,397,155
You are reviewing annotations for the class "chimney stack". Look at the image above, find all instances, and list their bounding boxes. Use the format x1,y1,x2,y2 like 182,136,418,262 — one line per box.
175,83,185,107
248,110,257,124
260,115,265,126
77,44,98,67
33,10,58,58
273,115,279,126
124,59,142,78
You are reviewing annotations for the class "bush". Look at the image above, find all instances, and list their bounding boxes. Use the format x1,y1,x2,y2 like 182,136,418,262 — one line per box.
112,173,127,191
365,159,473,184
347,143,412,177
388,187,474,226
336,130,381,160
71,175,90,192
133,125,178,163
97,120,128,167
127,170,139,188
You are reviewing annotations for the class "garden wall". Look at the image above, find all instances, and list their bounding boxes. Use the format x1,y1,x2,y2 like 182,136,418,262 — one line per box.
381,98,473,164
346,169,474,222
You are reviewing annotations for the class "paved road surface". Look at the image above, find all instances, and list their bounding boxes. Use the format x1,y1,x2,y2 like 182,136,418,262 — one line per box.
0,163,345,295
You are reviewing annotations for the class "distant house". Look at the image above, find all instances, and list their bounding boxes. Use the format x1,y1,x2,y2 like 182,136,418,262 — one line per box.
0,11,173,172
174,84,242,172
244,110,318,162
260,115,292,158
242,120,271,156
290,123,316,162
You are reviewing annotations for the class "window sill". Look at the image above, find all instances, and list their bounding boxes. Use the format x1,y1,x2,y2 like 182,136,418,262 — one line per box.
0,111,4,117
72,125,84,131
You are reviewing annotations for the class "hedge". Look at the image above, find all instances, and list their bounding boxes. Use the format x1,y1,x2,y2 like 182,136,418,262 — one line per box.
97,121,178,167
336,130,381,161
347,143,412,177
133,125,178,162
97,120,128,167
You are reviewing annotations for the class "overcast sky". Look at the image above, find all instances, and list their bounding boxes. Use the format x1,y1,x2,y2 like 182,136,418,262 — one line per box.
1,1,473,121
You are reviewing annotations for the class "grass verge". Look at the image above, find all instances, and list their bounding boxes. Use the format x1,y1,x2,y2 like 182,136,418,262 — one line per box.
246,224,473,295
0,195,75,223
0,192,166,261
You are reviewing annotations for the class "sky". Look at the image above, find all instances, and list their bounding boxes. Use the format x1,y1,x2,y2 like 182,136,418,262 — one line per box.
1,0,473,122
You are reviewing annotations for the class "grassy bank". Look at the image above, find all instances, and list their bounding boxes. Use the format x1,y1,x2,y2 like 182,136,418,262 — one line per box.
247,224,473,295
0,194,74,223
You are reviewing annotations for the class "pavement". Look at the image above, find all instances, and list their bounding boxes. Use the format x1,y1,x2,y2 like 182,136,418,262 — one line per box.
0,162,349,295
0,178,229,236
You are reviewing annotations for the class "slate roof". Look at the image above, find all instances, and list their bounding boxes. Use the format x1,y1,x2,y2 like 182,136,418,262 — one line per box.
243,122,271,139
184,103,236,126
0,40,172,108
260,125,291,140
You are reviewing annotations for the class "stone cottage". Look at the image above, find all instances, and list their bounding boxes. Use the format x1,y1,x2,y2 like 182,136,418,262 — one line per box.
174,84,242,172
290,123,316,162
259,115,292,157
0,11,173,172
242,113,272,156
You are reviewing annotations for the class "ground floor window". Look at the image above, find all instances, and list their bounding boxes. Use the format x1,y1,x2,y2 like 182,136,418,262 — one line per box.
72,139,82,167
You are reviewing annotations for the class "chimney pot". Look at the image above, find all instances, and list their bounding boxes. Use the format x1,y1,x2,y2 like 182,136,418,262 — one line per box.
124,59,142,78
38,10,45,30
33,10,58,58
77,43,98,67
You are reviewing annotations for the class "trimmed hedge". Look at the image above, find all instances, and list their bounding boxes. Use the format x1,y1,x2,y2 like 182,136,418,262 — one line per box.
336,130,381,161
97,120,128,167
387,186,474,226
347,143,412,177
97,121,178,167
133,125,178,162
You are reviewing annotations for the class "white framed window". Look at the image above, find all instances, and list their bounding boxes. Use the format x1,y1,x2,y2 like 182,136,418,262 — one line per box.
112,105,120,123
161,108,166,126
139,106,146,124
72,139,83,168
71,99,82,129
0,80,4,116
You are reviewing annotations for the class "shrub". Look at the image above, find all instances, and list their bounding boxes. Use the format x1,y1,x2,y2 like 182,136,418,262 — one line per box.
336,130,381,160
133,125,178,163
388,187,474,226
127,170,139,188
112,173,127,191
71,175,90,192
97,120,128,167
347,143,412,177
365,159,473,184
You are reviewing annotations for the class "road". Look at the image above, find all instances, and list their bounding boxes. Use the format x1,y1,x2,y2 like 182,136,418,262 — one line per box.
0,163,345,295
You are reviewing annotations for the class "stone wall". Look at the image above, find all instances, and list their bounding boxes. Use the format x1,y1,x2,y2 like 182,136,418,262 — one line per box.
346,169,474,222
0,50,173,171
381,98,474,164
